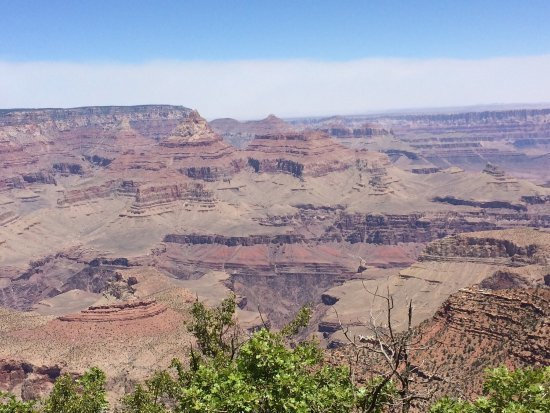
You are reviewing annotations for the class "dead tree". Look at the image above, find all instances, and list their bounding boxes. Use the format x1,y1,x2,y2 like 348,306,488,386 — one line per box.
335,285,441,413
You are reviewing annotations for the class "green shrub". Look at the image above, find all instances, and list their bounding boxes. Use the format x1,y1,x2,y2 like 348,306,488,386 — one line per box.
430,366,550,413
42,367,107,413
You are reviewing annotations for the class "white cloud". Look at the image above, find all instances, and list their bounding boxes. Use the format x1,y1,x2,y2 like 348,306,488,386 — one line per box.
0,56,549,119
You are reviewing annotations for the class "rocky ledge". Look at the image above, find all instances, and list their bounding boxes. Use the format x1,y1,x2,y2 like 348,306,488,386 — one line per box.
421,229,549,265
58,300,167,323
123,182,217,216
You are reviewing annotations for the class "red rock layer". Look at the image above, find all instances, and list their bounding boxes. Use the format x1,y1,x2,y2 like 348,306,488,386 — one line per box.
245,130,388,176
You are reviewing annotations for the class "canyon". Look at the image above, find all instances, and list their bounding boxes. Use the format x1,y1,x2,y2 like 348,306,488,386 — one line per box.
0,105,548,402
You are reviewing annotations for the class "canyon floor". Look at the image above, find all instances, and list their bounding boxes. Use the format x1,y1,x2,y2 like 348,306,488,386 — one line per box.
0,105,548,402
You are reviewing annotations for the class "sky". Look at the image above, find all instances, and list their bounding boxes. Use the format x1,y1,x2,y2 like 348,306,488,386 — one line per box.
1,0,549,119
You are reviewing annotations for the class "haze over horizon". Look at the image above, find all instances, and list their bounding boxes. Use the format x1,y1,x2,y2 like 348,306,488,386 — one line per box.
1,0,549,119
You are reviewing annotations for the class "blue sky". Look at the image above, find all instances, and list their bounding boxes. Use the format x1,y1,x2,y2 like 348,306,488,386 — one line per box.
2,0,550,61
1,1,549,118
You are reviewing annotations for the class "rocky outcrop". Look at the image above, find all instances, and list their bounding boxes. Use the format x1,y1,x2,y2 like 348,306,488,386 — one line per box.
159,111,237,164
58,300,167,323
0,360,62,401
328,284,549,404
421,232,547,265
52,163,84,175
21,171,57,185
245,130,388,177
522,195,550,205
328,211,549,245
410,167,441,174
319,124,390,139
330,213,496,244
479,270,531,289
123,182,217,216
0,253,131,310
57,180,119,206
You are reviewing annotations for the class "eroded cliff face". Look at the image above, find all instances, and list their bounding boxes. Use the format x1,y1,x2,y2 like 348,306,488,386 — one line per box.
124,182,217,216
328,286,549,408
245,130,389,177
421,232,548,265
0,106,243,193
153,239,358,327
0,106,192,181
0,250,132,311
414,286,549,397
326,209,549,245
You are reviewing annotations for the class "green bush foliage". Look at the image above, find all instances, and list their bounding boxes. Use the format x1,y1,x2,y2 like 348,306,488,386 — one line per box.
42,367,107,413
430,366,550,413
121,296,364,412
0,368,107,413
0,391,36,413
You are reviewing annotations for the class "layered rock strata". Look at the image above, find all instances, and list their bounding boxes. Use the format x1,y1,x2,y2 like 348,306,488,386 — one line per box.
58,300,167,323
245,130,388,177
329,286,549,405
414,286,549,397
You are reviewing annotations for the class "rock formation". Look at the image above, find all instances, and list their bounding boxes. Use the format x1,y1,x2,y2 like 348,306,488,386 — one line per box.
245,129,388,177
58,300,167,323
210,114,294,148
412,286,549,398
0,360,62,401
